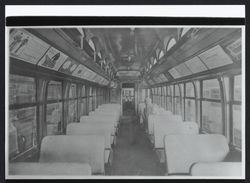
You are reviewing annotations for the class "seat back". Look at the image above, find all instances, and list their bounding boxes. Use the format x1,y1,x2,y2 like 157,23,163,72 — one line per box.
190,162,242,176
154,122,199,148
148,114,171,135
39,135,105,174
66,123,113,148
148,114,182,135
164,134,229,174
9,162,92,176
80,115,89,122
80,116,117,130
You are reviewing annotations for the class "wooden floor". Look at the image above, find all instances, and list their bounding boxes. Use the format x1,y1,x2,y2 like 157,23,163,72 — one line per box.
110,113,165,176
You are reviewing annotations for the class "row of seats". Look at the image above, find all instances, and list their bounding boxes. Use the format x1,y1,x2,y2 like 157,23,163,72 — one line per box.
9,103,121,176
140,102,242,176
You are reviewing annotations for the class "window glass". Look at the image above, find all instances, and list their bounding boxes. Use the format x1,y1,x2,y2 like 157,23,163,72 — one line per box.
167,86,171,96
167,38,176,51
185,99,196,122
82,85,86,97
223,77,230,101
179,84,184,97
163,86,167,96
170,85,174,96
68,100,77,123
158,87,161,95
69,83,77,99
174,85,180,96
79,98,87,116
174,97,181,115
195,81,200,98
202,101,222,134
89,98,92,112
92,88,96,110
89,87,92,96
47,81,62,100
46,103,62,135
167,96,172,111
234,75,241,101
203,79,221,100
186,82,195,97
9,107,37,157
233,105,241,148
9,75,36,105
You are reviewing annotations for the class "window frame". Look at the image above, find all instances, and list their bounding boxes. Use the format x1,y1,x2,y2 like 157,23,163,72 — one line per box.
200,77,225,135
9,74,38,159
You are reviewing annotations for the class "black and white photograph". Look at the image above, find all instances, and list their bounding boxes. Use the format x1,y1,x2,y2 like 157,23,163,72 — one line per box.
4,5,245,180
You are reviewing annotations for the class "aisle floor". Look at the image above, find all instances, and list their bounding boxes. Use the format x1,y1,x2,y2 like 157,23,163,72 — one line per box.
110,114,165,176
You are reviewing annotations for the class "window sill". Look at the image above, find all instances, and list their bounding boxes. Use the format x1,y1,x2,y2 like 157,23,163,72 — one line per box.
10,146,39,162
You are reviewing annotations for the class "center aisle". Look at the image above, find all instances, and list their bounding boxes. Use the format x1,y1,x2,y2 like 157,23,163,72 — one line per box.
110,114,165,176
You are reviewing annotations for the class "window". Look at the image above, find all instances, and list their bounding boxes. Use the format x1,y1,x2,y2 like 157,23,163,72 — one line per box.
179,84,185,118
92,87,96,110
202,79,222,134
9,107,37,156
79,85,87,116
234,75,241,101
167,86,173,111
68,83,77,123
167,38,176,51
47,81,62,100
185,82,196,122
158,87,161,106
233,75,242,148
46,81,62,135
9,75,36,105
203,79,221,100
9,75,37,158
88,87,93,112
46,103,62,135
162,86,167,109
174,85,181,115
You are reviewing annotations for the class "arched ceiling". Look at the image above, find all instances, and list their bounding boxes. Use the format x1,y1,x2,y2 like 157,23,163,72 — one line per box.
86,28,178,75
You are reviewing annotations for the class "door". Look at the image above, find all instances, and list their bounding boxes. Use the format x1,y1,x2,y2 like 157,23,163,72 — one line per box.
122,83,135,115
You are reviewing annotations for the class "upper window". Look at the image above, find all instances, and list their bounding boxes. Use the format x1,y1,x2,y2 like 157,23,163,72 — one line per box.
88,39,95,51
186,82,195,97
179,84,184,97
47,81,62,100
167,86,172,96
167,38,177,51
163,86,167,96
82,85,86,97
69,83,77,99
203,79,221,100
180,28,191,37
174,85,180,96
9,75,36,105
159,50,164,59
153,58,157,65
158,87,162,95
234,75,241,101
89,86,92,96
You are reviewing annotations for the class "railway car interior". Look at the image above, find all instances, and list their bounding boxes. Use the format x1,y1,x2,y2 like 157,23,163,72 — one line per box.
7,27,243,177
